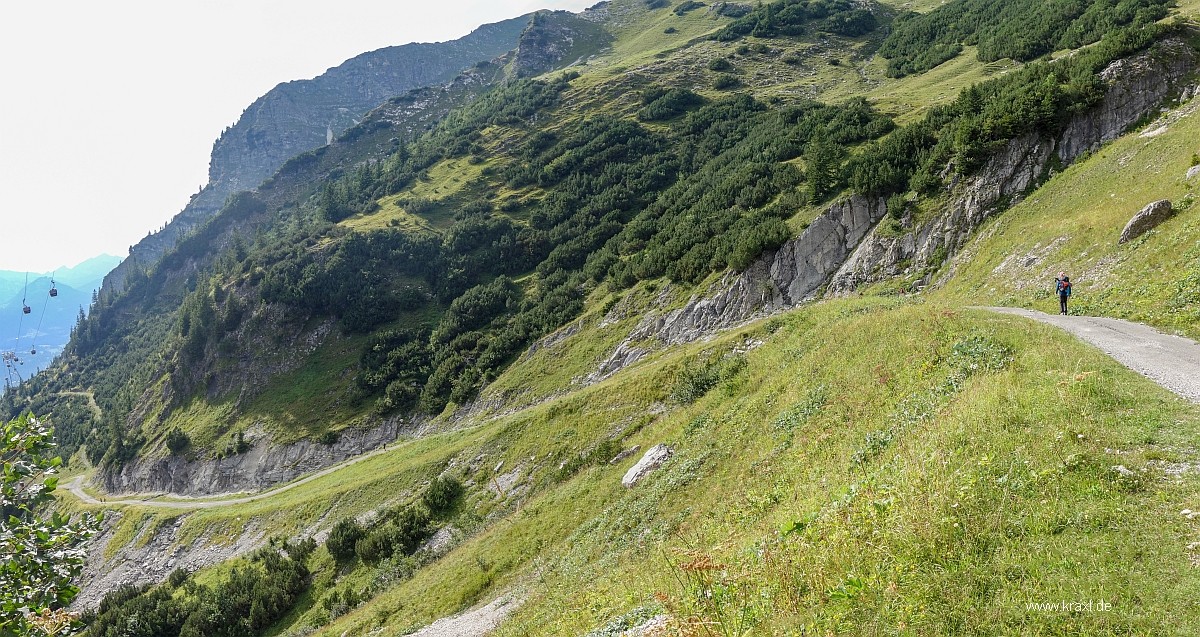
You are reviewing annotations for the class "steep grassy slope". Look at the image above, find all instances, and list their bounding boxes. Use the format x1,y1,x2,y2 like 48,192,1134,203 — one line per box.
71,298,1200,635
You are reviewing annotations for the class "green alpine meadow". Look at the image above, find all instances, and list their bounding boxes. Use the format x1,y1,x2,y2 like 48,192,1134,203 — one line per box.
4,0,1200,634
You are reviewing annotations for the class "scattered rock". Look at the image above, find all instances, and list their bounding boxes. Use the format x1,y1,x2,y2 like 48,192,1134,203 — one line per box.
609,445,642,465
419,525,458,556
621,614,670,636
622,444,673,488
1112,464,1136,478
1150,459,1200,476
488,467,523,497
1119,199,1173,244
1187,165,1200,181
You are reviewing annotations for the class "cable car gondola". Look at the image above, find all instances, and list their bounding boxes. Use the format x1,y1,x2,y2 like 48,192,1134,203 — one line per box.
22,304,31,314
49,279,58,297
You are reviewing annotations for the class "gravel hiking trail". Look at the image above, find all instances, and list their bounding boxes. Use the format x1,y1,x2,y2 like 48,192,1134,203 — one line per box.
985,307,1200,403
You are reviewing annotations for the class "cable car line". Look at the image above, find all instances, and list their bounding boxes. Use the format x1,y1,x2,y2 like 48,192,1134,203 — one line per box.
31,273,56,356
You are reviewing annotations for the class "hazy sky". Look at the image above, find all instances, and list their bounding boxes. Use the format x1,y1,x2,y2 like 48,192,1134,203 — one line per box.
0,0,596,273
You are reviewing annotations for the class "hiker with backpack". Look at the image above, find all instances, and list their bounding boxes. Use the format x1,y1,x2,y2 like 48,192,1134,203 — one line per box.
1055,272,1072,315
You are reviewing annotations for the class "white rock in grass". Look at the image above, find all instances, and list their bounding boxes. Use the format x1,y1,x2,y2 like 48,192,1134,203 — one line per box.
622,444,673,488
1118,199,1173,244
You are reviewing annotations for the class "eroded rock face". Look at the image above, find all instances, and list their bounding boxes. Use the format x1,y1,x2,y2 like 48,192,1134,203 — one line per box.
508,10,613,78
829,131,1053,293
101,417,408,496
1059,39,1199,162
828,38,1199,295
590,196,886,381
75,513,265,609
1119,199,1174,244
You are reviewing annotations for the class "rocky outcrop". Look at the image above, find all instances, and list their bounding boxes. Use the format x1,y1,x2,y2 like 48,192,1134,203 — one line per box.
507,10,613,78
710,2,754,18
830,131,1053,292
101,417,408,496
829,38,1199,294
1119,199,1174,244
584,39,1197,382
74,512,265,609
1058,39,1199,162
622,444,673,487
590,196,886,380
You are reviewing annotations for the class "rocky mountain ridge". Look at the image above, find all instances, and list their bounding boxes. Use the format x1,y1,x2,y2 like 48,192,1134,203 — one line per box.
103,15,534,292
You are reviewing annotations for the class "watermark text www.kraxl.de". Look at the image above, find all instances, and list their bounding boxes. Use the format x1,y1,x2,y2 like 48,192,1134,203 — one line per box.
1026,600,1112,613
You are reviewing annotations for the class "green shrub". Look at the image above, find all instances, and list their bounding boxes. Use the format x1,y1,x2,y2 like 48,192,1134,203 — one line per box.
712,74,742,90
707,57,734,72
326,518,364,561
423,475,465,515
165,427,190,455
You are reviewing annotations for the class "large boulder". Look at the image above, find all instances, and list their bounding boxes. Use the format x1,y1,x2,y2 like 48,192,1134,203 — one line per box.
1119,199,1173,244
621,444,673,488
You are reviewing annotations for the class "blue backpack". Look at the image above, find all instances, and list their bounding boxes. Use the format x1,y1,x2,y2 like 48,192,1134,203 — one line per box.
1057,279,1072,296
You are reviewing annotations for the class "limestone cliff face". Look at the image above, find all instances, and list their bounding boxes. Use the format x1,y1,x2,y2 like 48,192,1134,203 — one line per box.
827,38,1200,294
105,16,532,291
590,196,888,380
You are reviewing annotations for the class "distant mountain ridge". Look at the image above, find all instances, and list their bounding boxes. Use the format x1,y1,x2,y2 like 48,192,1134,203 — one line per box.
0,255,119,383
0,255,120,302
106,14,535,290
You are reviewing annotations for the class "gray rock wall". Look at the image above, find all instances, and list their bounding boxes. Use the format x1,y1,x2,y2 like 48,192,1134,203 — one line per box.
590,196,887,380
828,38,1199,294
